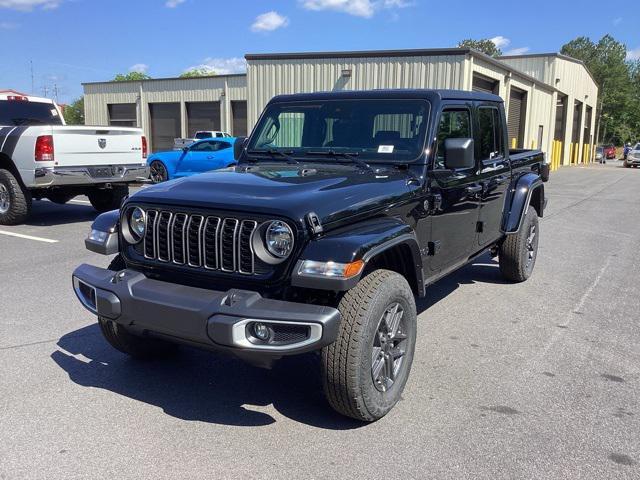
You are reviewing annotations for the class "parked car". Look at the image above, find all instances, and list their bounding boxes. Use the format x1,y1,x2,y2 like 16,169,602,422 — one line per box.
595,146,604,163
0,91,148,225
603,144,616,159
623,143,640,168
72,89,548,422
148,137,237,183
173,130,232,150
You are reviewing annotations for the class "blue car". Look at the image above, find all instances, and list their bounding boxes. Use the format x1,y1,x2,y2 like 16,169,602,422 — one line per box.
148,137,237,183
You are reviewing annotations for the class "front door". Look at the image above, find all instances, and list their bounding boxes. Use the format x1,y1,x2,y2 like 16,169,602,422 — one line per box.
428,106,482,271
475,105,511,246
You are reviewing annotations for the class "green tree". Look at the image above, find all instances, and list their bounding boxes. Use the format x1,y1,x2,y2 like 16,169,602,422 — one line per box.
457,39,502,57
180,67,214,78
63,96,84,125
561,35,636,144
113,72,151,81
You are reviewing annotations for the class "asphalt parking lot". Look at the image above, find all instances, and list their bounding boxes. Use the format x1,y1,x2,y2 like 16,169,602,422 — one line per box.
1,161,639,479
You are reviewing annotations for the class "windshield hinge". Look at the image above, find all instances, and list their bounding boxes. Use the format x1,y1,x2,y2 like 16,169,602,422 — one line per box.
306,212,323,236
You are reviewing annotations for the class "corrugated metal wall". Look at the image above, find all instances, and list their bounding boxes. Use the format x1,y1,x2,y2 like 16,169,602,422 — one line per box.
247,55,466,128
84,75,247,150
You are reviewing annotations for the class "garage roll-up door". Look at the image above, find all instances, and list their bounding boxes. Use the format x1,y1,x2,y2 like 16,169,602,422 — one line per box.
472,74,499,95
149,103,181,152
507,88,526,149
186,102,221,137
231,101,247,136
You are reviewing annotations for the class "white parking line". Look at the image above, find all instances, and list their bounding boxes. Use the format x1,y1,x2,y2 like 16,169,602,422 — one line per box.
68,199,91,205
0,230,58,243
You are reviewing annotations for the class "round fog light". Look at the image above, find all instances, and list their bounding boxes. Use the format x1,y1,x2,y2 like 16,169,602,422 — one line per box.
253,322,271,341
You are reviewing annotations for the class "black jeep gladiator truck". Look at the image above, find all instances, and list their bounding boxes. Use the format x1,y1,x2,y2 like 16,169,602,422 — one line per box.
72,89,548,422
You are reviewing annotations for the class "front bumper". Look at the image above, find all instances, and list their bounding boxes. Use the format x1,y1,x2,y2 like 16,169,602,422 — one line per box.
626,158,640,165
72,264,341,360
34,164,149,187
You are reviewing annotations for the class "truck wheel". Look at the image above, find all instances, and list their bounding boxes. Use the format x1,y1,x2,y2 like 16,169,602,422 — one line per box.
88,185,128,212
98,255,177,359
0,168,32,225
321,269,417,422
149,161,168,183
499,207,539,282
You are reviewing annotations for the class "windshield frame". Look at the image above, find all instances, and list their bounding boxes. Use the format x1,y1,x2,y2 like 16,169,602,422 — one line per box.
247,98,431,164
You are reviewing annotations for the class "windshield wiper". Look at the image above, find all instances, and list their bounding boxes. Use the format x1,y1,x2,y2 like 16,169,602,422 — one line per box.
306,150,373,171
247,149,299,165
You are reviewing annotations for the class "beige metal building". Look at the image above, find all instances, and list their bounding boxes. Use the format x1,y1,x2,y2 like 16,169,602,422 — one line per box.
84,47,597,166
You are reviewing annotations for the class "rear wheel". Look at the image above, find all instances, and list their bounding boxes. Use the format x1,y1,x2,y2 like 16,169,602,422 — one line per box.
321,269,417,422
149,161,168,183
499,207,539,282
0,168,31,225
98,255,177,359
88,185,128,212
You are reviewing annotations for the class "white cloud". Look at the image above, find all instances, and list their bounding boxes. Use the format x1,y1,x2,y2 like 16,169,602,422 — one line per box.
627,47,640,61
504,47,530,56
0,21,19,28
165,0,185,7
184,57,247,75
251,11,289,32
490,36,511,49
0,0,60,10
129,63,149,73
301,0,411,18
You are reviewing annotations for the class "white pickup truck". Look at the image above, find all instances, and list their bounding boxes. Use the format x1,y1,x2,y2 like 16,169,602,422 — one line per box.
172,130,232,150
0,92,149,225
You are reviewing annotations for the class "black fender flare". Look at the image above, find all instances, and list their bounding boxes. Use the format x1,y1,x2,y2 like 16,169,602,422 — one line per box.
502,173,544,234
85,209,120,255
291,216,424,295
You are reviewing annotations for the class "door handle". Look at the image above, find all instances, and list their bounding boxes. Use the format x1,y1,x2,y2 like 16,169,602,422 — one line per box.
207,156,214,159
465,184,483,194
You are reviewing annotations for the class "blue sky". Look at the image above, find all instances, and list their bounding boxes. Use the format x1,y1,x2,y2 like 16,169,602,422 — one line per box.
0,0,638,103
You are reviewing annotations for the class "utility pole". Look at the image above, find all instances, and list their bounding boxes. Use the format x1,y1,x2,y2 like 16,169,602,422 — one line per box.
53,84,59,103
30,60,35,94
42,85,49,98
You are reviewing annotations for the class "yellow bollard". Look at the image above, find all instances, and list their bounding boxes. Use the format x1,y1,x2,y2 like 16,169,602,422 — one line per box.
511,138,517,149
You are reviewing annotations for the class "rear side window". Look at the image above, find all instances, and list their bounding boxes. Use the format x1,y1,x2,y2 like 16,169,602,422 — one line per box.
195,132,211,139
0,100,63,126
435,109,471,169
477,107,503,160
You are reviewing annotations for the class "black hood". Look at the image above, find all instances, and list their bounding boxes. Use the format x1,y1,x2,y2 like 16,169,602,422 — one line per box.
129,163,416,226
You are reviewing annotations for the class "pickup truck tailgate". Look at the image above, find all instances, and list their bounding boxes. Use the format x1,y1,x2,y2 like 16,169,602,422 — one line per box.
51,126,144,167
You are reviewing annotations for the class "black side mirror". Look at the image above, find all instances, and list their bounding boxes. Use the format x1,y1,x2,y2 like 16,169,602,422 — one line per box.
444,138,475,169
234,136,248,161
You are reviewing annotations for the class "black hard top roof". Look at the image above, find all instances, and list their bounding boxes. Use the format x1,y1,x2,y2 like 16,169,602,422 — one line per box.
268,88,503,104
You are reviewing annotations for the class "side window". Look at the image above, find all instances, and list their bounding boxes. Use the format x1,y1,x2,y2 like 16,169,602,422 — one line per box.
477,107,503,160
435,109,472,169
218,142,231,150
191,141,216,152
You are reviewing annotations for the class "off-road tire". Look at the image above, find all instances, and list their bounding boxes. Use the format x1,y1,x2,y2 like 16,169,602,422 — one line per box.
98,255,177,359
88,185,128,213
321,269,417,422
0,168,32,225
499,207,539,282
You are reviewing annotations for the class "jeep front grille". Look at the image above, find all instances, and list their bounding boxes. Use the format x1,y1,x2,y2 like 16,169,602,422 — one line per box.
142,210,259,275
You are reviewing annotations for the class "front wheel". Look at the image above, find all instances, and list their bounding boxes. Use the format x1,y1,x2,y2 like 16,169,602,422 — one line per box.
149,161,169,183
321,269,417,422
499,207,539,282
87,185,128,212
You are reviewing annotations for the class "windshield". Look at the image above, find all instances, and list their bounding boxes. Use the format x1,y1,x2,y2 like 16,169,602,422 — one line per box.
248,99,430,162
0,100,63,126
634,143,640,151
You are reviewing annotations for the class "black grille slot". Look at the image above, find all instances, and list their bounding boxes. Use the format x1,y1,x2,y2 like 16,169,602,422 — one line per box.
157,212,172,262
238,220,257,274
203,217,220,270
221,219,238,272
187,215,204,267
272,324,310,344
143,210,158,259
171,213,187,264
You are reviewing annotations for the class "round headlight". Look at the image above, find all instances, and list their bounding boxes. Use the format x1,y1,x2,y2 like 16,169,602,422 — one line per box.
265,220,294,258
124,206,146,243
